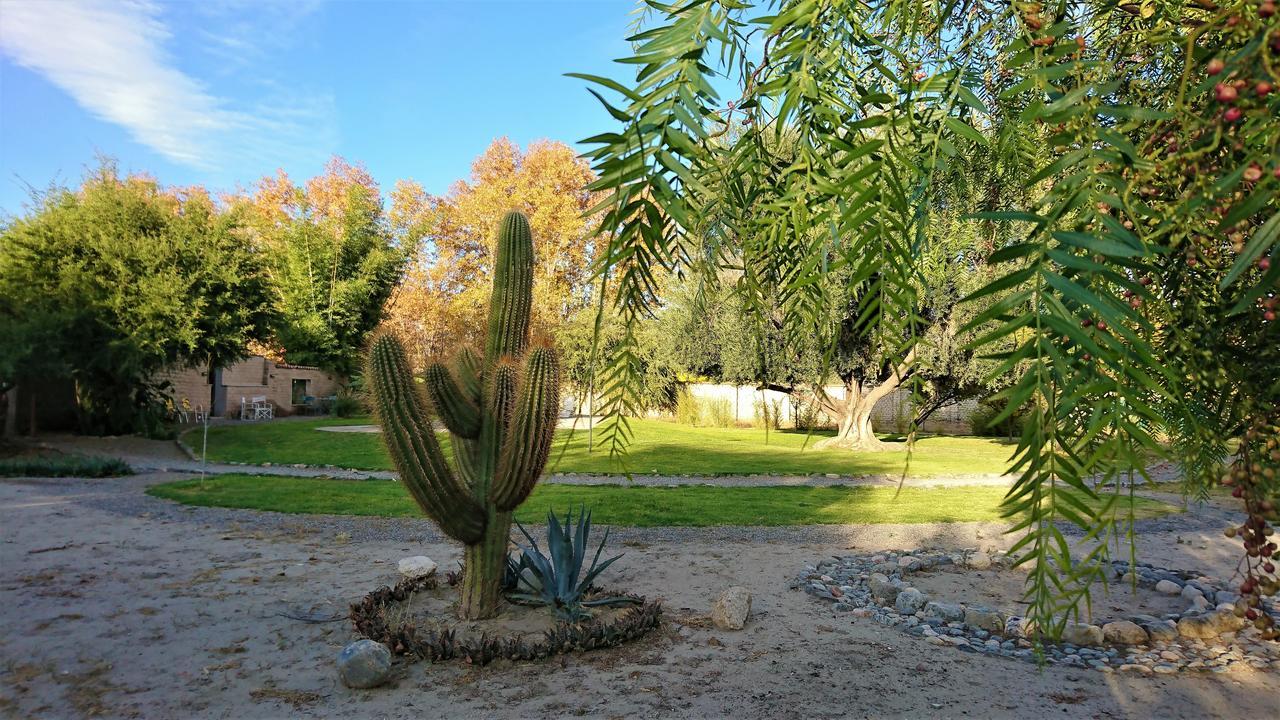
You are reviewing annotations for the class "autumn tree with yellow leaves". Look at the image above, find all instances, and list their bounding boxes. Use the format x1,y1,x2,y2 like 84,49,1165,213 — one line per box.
383,138,603,369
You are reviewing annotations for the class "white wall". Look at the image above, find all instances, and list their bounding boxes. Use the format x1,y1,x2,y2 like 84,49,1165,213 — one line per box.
565,383,981,434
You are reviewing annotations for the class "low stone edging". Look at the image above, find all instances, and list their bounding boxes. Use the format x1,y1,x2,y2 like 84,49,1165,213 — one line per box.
794,549,1280,674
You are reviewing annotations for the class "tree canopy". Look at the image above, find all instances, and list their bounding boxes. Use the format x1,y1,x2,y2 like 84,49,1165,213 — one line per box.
383,139,604,369
0,163,275,434
579,1,1279,636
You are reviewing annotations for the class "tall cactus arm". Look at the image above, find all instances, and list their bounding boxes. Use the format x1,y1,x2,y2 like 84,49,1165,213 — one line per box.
484,210,534,364
366,332,486,544
467,358,520,496
491,345,560,511
423,362,481,439
453,346,483,406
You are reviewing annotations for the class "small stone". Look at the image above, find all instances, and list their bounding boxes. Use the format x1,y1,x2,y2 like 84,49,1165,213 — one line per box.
1152,664,1177,674
1102,620,1149,646
966,551,992,570
397,556,437,579
1181,585,1205,602
1119,663,1153,675
1155,579,1182,595
337,639,392,689
1062,622,1104,647
711,586,752,630
895,588,928,614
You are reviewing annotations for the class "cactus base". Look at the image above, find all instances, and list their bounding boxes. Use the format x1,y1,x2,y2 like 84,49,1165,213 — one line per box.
459,510,512,620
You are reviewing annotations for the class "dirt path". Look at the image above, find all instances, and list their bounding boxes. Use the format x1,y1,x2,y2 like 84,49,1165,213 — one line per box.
0,472,1271,719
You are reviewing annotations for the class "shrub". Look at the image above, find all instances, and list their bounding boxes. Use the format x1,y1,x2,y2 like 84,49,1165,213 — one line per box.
674,387,702,426
968,399,1027,438
0,455,132,478
793,397,830,431
330,391,365,418
704,398,734,428
753,396,783,430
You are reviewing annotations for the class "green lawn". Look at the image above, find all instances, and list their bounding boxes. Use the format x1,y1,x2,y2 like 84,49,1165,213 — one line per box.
145,474,1178,527
189,417,1017,477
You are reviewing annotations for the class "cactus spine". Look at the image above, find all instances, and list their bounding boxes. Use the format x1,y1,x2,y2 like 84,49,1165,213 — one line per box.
367,210,559,619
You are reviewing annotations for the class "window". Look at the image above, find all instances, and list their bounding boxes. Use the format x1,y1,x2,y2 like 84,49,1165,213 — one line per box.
291,379,309,405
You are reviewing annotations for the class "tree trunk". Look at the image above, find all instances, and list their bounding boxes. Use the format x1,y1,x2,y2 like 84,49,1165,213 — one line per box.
811,348,915,453
814,393,889,451
3,386,17,439
459,507,512,620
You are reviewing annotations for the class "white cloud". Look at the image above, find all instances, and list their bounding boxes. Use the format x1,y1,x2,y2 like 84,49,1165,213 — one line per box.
0,0,332,170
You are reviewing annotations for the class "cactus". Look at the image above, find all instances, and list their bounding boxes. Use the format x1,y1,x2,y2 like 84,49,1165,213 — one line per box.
366,210,559,619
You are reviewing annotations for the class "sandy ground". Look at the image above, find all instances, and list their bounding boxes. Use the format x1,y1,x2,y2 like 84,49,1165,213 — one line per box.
1,472,1275,720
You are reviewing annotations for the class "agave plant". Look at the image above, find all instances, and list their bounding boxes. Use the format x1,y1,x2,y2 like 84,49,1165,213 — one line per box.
507,507,640,621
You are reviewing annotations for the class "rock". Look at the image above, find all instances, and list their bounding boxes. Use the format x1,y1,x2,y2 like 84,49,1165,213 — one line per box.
712,586,752,630
1004,615,1036,639
869,575,900,604
965,606,1005,634
924,601,965,623
895,588,928,614
1155,579,1182,595
1216,591,1239,607
967,551,992,570
1119,663,1153,675
1181,585,1204,602
1062,622,1104,647
1177,610,1243,639
1143,620,1178,642
337,639,392,689
1186,596,1212,614
397,556,437,579
1102,620,1149,645
899,555,921,570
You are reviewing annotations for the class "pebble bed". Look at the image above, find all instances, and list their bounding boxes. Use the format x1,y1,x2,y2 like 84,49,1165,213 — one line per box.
795,549,1280,675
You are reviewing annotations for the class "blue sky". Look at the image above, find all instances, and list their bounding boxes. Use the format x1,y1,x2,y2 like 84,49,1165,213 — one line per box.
0,0,641,216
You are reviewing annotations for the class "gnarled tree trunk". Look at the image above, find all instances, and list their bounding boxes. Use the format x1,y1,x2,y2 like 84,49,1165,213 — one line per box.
810,348,915,452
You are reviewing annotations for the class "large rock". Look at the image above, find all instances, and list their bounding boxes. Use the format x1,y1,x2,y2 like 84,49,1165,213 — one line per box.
924,601,965,623
397,556,438,579
895,588,928,614
964,606,1005,634
712,586,752,630
1154,579,1182,595
338,639,392,689
1143,620,1179,642
966,551,992,570
1177,610,1245,639
1102,620,1149,645
1004,615,1036,639
869,575,901,605
1061,622,1104,647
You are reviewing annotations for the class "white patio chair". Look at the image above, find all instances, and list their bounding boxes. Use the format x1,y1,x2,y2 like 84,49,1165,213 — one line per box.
251,395,273,421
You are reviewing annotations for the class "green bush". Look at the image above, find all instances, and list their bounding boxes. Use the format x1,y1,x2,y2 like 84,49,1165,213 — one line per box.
674,387,702,426
330,391,364,418
968,399,1027,438
705,398,734,428
0,455,132,478
793,397,830,431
